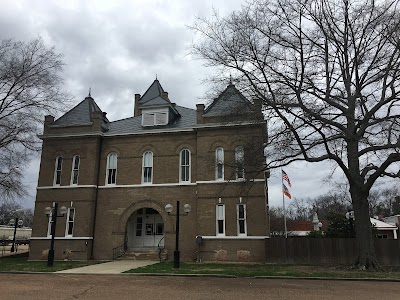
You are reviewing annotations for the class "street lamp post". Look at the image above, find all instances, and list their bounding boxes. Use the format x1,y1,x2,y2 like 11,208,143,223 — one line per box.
165,201,191,268
45,203,67,267
10,218,23,252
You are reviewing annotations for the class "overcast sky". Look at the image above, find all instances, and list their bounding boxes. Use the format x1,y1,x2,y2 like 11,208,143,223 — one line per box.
1,0,394,211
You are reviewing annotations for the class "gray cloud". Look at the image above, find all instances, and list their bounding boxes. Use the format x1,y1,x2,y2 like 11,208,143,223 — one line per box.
1,0,365,209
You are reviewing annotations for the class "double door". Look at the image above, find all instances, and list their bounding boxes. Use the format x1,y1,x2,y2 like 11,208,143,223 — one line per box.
132,212,164,248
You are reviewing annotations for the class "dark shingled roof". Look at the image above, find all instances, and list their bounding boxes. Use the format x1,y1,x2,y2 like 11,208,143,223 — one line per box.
204,84,254,117
53,80,256,135
140,96,170,107
138,79,179,116
106,105,196,135
54,96,109,126
139,79,167,104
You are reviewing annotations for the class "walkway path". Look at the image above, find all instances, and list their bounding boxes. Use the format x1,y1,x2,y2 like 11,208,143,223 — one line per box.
56,260,158,274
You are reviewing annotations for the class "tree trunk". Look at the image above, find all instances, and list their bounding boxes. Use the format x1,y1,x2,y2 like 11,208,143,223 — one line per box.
351,191,380,270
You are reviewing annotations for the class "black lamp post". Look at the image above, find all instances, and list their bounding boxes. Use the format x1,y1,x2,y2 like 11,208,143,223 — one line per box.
45,203,67,267
165,201,191,268
10,218,23,252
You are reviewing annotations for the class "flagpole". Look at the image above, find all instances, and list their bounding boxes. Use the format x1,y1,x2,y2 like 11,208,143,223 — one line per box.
282,168,288,238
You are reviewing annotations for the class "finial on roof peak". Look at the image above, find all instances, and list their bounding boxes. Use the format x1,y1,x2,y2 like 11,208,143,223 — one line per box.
88,87,91,97
229,74,234,86
156,74,158,81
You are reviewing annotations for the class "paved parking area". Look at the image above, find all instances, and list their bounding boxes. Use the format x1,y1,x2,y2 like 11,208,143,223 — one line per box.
0,244,29,257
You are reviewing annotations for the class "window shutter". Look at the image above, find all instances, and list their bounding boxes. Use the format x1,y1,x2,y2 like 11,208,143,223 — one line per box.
155,112,167,125
143,113,154,126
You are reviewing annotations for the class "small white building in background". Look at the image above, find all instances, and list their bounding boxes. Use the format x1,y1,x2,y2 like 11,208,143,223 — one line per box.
370,218,398,239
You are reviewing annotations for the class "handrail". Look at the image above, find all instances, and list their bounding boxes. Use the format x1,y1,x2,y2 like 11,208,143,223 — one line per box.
158,236,165,262
112,239,127,260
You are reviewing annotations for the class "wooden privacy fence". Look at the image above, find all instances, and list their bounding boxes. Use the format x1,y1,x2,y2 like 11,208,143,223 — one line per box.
265,238,400,266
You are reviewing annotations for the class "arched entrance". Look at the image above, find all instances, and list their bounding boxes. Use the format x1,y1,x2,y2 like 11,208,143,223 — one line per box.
126,208,165,249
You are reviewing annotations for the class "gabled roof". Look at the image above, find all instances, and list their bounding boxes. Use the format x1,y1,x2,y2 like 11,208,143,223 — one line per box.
203,83,255,117
54,96,109,126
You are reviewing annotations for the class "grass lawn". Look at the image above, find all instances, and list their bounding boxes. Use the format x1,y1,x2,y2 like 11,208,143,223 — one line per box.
125,262,400,279
0,254,102,272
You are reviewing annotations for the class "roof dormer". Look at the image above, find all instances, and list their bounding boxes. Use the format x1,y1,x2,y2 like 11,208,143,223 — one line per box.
142,108,169,127
135,79,181,127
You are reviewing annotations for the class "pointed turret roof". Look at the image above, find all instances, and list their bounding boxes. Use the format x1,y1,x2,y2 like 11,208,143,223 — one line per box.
137,79,180,116
139,79,168,105
54,95,109,126
203,83,254,117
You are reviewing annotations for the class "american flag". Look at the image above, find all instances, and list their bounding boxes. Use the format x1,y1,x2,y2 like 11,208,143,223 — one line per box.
283,184,292,199
282,170,292,187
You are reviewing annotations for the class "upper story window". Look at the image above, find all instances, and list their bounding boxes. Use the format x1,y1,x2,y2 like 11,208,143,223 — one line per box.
106,153,117,185
142,112,168,126
70,155,80,185
235,146,244,180
142,151,153,184
180,149,191,183
53,156,63,186
215,147,224,180
65,207,75,237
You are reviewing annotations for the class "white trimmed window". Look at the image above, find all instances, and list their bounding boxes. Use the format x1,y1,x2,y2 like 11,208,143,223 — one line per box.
216,204,225,236
53,156,63,186
142,151,153,184
180,149,191,183
235,146,245,180
106,153,117,185
70,155,80,185
215,147,224,180
65,208,75,237
47,211,53,237
142,112,168,126
237,204,247,235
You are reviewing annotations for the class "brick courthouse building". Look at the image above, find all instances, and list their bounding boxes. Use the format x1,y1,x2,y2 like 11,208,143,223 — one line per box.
29,79,270,262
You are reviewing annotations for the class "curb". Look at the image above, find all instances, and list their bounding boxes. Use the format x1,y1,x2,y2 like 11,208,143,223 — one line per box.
2,271,400,282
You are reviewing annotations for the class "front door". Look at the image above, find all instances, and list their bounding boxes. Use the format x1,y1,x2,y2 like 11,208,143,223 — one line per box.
131,208,164,248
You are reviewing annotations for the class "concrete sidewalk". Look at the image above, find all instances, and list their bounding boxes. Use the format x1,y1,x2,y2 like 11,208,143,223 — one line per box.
55,260,158,274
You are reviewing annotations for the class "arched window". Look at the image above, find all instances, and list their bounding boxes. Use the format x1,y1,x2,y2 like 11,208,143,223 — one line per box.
106,153,117,185
70,155,80,185
215,147,224,180
53,156,63,185
235,146,244,180
142,151,153,184
180,149,191,183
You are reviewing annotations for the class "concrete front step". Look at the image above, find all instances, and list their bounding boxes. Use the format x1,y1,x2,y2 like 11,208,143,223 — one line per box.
121,251,160,261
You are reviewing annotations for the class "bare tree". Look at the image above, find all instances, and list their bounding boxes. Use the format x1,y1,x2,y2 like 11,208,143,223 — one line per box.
0,38,69,200
0,201,33,227
191,0,400,269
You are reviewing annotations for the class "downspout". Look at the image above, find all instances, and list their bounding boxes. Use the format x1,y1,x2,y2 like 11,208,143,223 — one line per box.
90,134,103,260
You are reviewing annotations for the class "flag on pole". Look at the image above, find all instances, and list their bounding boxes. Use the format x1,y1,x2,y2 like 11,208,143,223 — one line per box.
283,184,292,199
282,170,292,187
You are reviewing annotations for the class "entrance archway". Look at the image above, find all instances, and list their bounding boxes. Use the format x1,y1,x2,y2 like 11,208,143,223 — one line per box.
126,208,165,249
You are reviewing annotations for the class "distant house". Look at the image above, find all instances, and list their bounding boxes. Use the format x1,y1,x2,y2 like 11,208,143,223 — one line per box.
29,79,270,262
371,218,398,239
272,215,398,239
